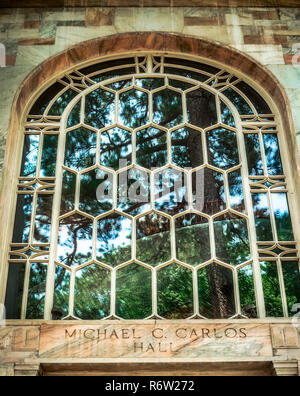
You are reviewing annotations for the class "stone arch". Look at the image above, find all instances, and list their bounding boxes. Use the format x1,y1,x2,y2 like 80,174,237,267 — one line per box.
0,32,299,304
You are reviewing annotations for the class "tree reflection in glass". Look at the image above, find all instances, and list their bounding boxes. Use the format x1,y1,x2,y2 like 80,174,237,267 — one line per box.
34,194,53,243
186,88,217,128
171,127,203,168
214,213,250,265
116,264,152,319
136,212,171,266
40,134,58,177
244,134,264,176
57,214,93,267
97,213,132,266
157,264,193,319
252,193,273,241
153,89,183,128
282,261,300,316
228,169,245,213
100,127,132,170
26,262,47,319
271,193,294,241
118,168,151,216
80,169,113,217
261,261,283,317
238,265,256,317
136,127,168,169
64,127,96,171
53,265,70,318
263,134,283,175
60,170,76,215
155,168,188,215
198,263,235,318
175,214,210,265
74,264,110,319
207,127,239,170
21,134,39,177
85,88,115,129
192,168,225,215
119,89,148,128
12,194,33,243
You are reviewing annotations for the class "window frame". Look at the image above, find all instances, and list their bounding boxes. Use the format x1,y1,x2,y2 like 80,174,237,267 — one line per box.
1,49,299,322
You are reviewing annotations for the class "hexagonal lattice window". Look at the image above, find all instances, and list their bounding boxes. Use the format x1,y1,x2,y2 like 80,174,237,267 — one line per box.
207,127,239,170
119,89,148,128
57,214,93,267
136,212,171,266
198,263,235,318
80,168,113,217
155,167,188,215
192,167,226,215
10,56,297,322
64,127,96,171
171,127,203,168
157,263,193,319
214,212,250,266
85,88,115,129
153,89,183,128
100,127,132,170
74,264,111,319
97,213,132,266
136,127,168,169
186,88,217,129
175,213,210,265
116,263,152,319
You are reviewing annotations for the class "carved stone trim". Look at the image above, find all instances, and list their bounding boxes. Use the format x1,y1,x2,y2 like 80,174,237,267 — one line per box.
271,325,300,349
14,364,42,377
273,360,299,376
0,364,14,377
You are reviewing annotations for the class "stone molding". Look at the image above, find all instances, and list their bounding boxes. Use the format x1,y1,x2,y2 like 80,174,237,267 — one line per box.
0,1,299,8
273,360,299,376
0,320,299,376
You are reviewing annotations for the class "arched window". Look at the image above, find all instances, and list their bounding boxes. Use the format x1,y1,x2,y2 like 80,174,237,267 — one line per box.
5,54,300,321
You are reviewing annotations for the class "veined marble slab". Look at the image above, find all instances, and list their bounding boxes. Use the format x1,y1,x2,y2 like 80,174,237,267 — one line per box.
39,323,273,359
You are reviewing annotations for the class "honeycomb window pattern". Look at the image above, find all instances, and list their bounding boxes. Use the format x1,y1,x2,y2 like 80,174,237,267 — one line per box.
5,54,299,321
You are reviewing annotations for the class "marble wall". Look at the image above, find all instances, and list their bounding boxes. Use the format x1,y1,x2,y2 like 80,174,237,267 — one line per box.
0,6,299,180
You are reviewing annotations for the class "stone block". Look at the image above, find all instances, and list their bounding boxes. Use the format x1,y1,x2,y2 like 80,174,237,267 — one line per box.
42,9,86,22
85,7,114,26
8,26,39,40
0,13,25,24
39,21,57,39
267,65,300,89
184,16,224,26
55,26,116,50
233,44,285,65
183,25,231,45
24,21,41,29
115,7,184,33
19,38,55,46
